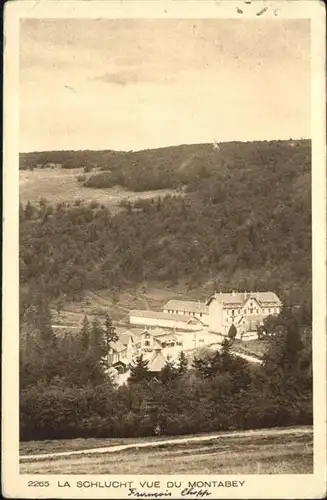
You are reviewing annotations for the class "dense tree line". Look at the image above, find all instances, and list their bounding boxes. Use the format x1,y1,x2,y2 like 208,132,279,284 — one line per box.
83,140,310,192
19,149,125,170
20,305,312,441
19,140,310,190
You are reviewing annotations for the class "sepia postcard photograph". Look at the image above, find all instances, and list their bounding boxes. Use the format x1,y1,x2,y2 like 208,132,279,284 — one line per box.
2,0,326,498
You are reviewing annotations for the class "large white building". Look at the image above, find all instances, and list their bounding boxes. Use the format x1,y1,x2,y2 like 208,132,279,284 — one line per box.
207,291,282,340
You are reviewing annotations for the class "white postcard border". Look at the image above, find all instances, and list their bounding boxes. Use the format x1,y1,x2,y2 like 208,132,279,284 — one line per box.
2,1,326,498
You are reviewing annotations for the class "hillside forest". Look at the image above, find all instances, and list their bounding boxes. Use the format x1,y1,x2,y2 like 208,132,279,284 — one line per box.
19,139,312,440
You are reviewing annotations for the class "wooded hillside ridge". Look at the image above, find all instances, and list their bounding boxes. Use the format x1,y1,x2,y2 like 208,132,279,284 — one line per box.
20,139,310,191
20,139,311,310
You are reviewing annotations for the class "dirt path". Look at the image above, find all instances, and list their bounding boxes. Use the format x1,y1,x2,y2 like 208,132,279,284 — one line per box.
51,325,80,330
230,350,263,364
20,426,312,462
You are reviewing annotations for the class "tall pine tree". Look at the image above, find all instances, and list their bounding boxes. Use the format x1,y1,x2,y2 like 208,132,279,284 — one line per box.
104,314,118,368
128,355,150,384
160,357,178,384
228,324,237,340
78,315,90,353
90,319,106,360
177,351,188,376
220,338,233,372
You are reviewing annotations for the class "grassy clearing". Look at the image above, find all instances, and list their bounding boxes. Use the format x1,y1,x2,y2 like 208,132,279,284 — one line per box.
20,437,136,456
20,430,221,457
20,168,177,211
50,283,214,329
20,430,313,475
231,339,270,359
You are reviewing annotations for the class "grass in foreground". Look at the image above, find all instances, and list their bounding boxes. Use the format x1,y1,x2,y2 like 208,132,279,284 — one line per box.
20,429,266,456
20,429,313,475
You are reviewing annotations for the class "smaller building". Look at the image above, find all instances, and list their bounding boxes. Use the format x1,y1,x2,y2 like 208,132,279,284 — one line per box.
163,300,209,325
108,329,140,368
139,330,162,352
109,343,167,386
144,349,167,374
129,309,205,331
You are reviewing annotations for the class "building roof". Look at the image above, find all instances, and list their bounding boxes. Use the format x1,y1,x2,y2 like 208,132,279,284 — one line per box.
144,350,167,372
130,309,203,324
119,330,140,346
163,299,208,315
207,291,281,307
154,332,179,342
110,340,126,353
111,360,127,368
144,327,169,337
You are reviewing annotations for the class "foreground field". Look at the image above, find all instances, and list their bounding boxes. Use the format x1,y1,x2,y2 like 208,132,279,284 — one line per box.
20,426,313,475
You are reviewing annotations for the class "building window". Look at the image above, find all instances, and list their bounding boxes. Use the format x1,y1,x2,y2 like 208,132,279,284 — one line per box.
144,340,150,346
244,309,247,314
200,313,202,317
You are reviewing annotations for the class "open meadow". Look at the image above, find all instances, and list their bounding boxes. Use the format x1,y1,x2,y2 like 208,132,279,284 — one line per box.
20,168,178,212
20,427,313,475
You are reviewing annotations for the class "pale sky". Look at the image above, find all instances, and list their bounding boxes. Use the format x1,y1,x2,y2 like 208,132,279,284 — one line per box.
20,18,310,152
